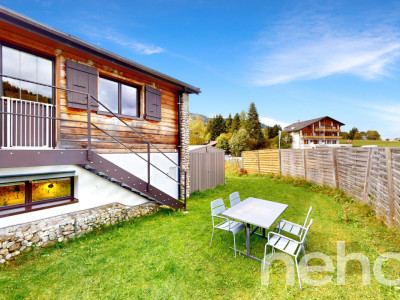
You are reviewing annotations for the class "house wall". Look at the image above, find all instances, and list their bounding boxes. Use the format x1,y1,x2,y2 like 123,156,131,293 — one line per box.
0,165,149,229
0,21,181,153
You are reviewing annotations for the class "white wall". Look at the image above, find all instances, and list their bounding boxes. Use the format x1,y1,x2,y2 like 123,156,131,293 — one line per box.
291,133,300,149
0,165,148,229
100,153,179,199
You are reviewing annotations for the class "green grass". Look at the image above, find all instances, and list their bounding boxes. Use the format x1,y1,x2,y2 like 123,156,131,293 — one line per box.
1,176,400,299
340,139,400,147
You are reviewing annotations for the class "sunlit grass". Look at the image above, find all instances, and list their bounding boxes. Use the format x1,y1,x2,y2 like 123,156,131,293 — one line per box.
0,175,399,299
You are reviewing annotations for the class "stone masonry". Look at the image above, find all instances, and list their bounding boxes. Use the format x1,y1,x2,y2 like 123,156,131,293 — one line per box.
180,92,190,199
0,202,158,263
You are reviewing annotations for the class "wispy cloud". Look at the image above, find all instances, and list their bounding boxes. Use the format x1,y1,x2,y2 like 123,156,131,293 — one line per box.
260,117,289,128
362,102,400,138
250,8,400,86
82,26,164,55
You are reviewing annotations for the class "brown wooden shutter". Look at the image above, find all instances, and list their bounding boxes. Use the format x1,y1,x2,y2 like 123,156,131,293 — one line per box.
145,85,161,121
66,60,98,110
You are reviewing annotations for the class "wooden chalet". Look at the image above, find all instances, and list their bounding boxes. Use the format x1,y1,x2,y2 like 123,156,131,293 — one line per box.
283,116,344,149
0,5,200,230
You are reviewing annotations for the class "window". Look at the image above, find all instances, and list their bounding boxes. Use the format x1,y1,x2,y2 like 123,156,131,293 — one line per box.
0,175,76,217
99,77,139,117
1,44,53,104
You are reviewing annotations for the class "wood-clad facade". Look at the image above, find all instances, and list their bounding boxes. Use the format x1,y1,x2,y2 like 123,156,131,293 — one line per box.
0,17,197,153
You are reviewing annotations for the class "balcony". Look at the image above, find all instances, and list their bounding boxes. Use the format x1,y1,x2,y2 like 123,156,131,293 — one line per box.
314,127,340,132
301,135,341,139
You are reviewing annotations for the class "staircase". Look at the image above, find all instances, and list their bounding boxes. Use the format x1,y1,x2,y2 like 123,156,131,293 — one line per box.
78,152,184,210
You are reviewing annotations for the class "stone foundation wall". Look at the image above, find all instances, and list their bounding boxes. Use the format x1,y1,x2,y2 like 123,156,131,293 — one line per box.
0,202,158,263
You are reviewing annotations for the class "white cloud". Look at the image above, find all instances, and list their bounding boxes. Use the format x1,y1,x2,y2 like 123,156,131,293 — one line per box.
362,103,400,138
250,11,400,86
82,26,164,55
260,117,289,128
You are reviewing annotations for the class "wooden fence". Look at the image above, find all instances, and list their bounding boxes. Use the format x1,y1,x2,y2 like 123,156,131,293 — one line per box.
242,147,400,227
242,149,280,175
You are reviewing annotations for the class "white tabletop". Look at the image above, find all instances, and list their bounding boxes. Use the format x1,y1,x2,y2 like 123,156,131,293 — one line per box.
221,197,288,229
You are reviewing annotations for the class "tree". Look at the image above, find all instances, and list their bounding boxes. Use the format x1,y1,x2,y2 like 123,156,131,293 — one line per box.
189,116,207,145
366,130,381,140
240,111,247,129
272,131,292,149
230,113,241,133
348,127,358,140
206,114,226,140
245,102,264,149
229,128,250,156
225,114,232,131
354,132,362,140
266,124,282,139
340,131,348,139
216,133,230,153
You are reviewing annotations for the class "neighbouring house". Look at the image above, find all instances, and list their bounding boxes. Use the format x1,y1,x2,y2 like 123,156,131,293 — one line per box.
283,116,344,149
0,6,200,262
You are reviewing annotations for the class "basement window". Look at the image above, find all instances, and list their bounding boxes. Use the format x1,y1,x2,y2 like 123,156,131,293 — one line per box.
0,172,77,217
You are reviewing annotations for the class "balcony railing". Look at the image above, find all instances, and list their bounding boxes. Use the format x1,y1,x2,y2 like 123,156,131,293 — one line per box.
301,135,341,139
314,127,340,132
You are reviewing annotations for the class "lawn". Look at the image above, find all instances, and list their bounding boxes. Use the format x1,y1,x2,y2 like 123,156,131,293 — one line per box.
340,139,400,147
1,176,400,299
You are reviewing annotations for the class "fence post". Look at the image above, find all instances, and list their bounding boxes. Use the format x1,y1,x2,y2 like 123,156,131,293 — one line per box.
279,149,282,175
363,148,372,204
333,148,339,188
385,147,395,227
257,151,260,175
303,149,307,180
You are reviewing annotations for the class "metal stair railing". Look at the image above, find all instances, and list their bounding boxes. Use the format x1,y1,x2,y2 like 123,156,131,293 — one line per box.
0,73,188,210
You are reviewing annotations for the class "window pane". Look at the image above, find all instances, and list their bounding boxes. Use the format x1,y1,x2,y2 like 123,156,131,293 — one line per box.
1,46,53,103
32,178,71,202
121,84,138,116
99,78,118,113
37,57,53,104
0,182,25,207
2,79,21,98
2,47,20,98
2,46,20,78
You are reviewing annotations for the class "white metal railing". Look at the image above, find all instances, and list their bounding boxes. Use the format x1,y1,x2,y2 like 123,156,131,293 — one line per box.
1,97,54,148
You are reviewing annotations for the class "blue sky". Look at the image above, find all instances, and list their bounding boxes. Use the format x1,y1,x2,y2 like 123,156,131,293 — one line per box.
2,0,400,138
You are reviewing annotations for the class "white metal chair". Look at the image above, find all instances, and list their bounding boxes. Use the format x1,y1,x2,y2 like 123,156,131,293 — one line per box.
264,219,313,289
229,192,241,207
210,198,245,258
274,206,312,248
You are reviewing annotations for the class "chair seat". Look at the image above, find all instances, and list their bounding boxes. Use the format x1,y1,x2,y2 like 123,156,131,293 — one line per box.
267,235,299,255
276,220,301,236
215,220,245,234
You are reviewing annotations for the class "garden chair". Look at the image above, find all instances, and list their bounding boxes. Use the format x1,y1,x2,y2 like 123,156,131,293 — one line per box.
210,198,245,258
229,192,241,207
264,219,313,289
274,206,312,248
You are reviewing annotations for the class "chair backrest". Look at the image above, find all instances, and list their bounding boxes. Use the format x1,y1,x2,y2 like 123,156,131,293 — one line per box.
300,219,313,243
302,206,312,228
229,192,241,207
211,198,226,216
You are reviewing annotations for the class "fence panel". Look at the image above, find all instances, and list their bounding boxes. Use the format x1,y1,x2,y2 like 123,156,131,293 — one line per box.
242,151,259,174
258,150,280,175
305,148,336,187
367,148,392,226
336,147,370,203
281,149,305,178
392,148,400,227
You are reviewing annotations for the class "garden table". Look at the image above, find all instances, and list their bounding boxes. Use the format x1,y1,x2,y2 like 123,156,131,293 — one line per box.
221,197,288,261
